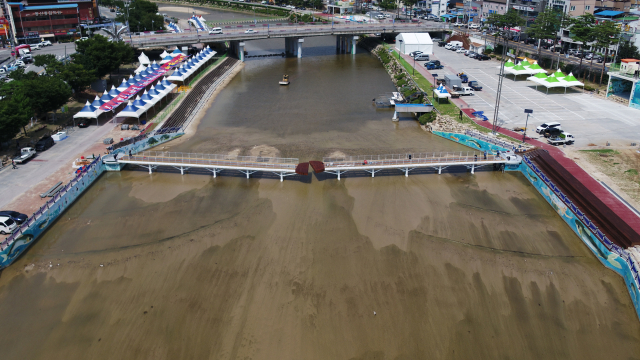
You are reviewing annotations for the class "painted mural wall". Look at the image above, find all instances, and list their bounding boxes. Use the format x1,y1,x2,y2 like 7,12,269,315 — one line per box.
520,158,640,320
0,157,105,269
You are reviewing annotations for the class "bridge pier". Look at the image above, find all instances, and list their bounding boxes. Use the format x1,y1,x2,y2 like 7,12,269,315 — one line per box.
471,164,475,174
351,36,358,55
285,37,304,58
230,41,245,61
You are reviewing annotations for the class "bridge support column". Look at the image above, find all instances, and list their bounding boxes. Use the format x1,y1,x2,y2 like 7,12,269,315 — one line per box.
297,38,304,58
148,165,153,174
438,166,442,174
336,35,340,51
405,168,409,177
351,36,358,55
471,164,475,174
238,42,245,62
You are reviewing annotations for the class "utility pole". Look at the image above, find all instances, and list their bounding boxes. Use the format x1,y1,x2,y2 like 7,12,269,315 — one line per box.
492,36,508,134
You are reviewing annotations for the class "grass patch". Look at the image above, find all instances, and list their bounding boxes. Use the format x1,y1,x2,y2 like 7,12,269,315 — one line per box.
579,149,619,154
625,169,638,175
189,54,227,86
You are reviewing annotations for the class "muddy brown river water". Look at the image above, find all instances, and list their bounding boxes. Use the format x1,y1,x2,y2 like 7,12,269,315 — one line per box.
0,36,638,359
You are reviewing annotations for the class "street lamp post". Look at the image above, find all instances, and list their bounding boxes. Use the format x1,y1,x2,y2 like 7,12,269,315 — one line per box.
432,73,438,88
523,109,533,143
398,39,403,59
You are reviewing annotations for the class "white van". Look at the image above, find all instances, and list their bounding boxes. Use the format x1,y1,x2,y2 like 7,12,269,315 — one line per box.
209,27,223,34
376,14,385,19
0,216,17,235
448,41,463,48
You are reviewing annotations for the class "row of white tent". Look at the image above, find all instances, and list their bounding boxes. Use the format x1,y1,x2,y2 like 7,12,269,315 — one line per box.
74,78,177,120
167,47,217,82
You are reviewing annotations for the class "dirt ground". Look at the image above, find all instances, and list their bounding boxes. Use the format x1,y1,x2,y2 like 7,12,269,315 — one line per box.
565,147,640,211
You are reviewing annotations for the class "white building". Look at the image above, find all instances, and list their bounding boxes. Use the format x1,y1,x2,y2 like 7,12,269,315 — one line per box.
432,0,449,16
395,33,434,55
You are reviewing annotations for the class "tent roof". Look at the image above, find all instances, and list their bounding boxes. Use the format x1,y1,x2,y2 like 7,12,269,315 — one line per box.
395,32,433,45
553,70,566,78
534,72,548,78
138,52,150,65
594,10,623,17
545,77,560,83
513,64,526,71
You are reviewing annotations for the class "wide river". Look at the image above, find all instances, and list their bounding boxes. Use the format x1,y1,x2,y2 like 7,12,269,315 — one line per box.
0,34,639,359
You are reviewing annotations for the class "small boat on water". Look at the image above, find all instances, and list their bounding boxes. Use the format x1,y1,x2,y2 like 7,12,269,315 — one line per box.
279,75,290,85
389,92,404,106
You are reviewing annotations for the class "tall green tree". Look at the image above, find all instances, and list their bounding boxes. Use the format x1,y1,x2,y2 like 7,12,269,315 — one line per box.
569,13,596,80
485,10,526,57
526,8,562,58
617,40,640,60
116,0,165,32
73,35,134,78
0,92,32,139
593,20,621,84
22,76,72,117
34,54,58,68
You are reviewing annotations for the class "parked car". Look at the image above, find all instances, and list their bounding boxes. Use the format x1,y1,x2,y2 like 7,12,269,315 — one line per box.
0,211,28,225
536,122,562,134
438,41,446,47
35,135,54,151
20,54,33,63
76,37,89,42
476,54,490,61
468,52,479,59
0,215,17,235
244,29,257,34
414,54,430,61
425,60,443,70
14,60,26,68
468,23,480,30
456,48,466,53
209,27,223,34
78,119,91,128
468,81,483,91
409,51,423,58
31,44,42,50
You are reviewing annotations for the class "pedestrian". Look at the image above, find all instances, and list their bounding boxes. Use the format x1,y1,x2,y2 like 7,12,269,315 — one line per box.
474,154,477,162
459,109,463,121
129,150,132,158
483,151,487,160
12,160,17,169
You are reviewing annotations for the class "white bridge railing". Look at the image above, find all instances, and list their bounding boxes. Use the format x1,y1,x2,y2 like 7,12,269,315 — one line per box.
324,151,499,168
125,151,298,169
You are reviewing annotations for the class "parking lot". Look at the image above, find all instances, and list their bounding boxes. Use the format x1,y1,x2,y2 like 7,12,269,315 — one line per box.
426,45,640,146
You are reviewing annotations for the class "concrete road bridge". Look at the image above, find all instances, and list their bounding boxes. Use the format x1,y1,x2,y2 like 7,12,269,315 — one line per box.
125,22,450,59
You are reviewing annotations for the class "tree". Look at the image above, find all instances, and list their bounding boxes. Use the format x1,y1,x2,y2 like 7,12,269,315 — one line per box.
379,0,396,11
34,54,58,68
569,13,596,80
73,35,134,78
617,40,640,61
0,93,32,140
526,8,562,58
116,0,165,32
592,20,621,84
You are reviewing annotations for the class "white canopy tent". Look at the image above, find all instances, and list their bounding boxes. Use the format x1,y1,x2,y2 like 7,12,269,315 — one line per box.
138,52,151,65
395,33,433,55
117,101,145,119
134,64,147,74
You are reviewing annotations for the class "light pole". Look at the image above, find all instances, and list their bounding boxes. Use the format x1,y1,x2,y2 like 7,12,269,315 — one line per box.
523,109,532,143
432,73,438,88
413,52,416,75
398,39,403,59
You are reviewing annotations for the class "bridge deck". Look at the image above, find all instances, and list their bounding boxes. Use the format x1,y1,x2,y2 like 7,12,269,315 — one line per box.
118,151,298,180
324,151,514,179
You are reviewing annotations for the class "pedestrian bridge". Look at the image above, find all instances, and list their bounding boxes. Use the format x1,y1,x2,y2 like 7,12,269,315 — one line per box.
115,150,522,181
323,151,522,180
125,22,449,49
117,151,299,181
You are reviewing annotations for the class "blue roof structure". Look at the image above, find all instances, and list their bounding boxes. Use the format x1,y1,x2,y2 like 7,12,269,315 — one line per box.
91,96,103,108
24,4,78,10
595,10,624,16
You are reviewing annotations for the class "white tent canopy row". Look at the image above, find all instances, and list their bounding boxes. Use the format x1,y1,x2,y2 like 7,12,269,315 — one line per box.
526,71,584,94
115,79,178,119
167,47,217,82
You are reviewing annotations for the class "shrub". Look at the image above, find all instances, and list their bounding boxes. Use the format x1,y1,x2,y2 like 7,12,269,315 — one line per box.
418,112,437,125
394,73,405,80
396,79,407,87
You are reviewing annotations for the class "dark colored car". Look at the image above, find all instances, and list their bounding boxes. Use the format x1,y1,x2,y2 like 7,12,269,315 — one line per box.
476,54,490,61
0,211,28,225
438,41,446,47
35,135,54,152
78,119,91,128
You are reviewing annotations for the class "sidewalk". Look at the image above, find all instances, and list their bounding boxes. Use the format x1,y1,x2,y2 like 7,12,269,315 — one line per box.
399,51,640,236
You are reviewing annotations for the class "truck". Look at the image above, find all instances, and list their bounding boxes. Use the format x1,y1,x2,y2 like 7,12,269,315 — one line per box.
424,60,443,70
15,44,31,57
451,85,475,96
468,81,483,91
13,147,36,164
456,73,468,83
545,128,575,145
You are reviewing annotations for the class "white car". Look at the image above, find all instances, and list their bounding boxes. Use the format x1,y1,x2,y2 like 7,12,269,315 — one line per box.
468,23,480,30
40,40,52,46
456,48,466,53
31,44,42,50
244,29,257,34
76,37,89,42
14,60,26,68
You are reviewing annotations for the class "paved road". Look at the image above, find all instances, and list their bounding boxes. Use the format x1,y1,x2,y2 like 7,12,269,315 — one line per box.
411,46,640,147
0,43,77,74
0,122,115,210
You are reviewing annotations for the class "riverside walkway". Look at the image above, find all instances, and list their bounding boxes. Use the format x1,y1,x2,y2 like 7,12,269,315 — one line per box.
118,151,299,181
323,151,520,180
